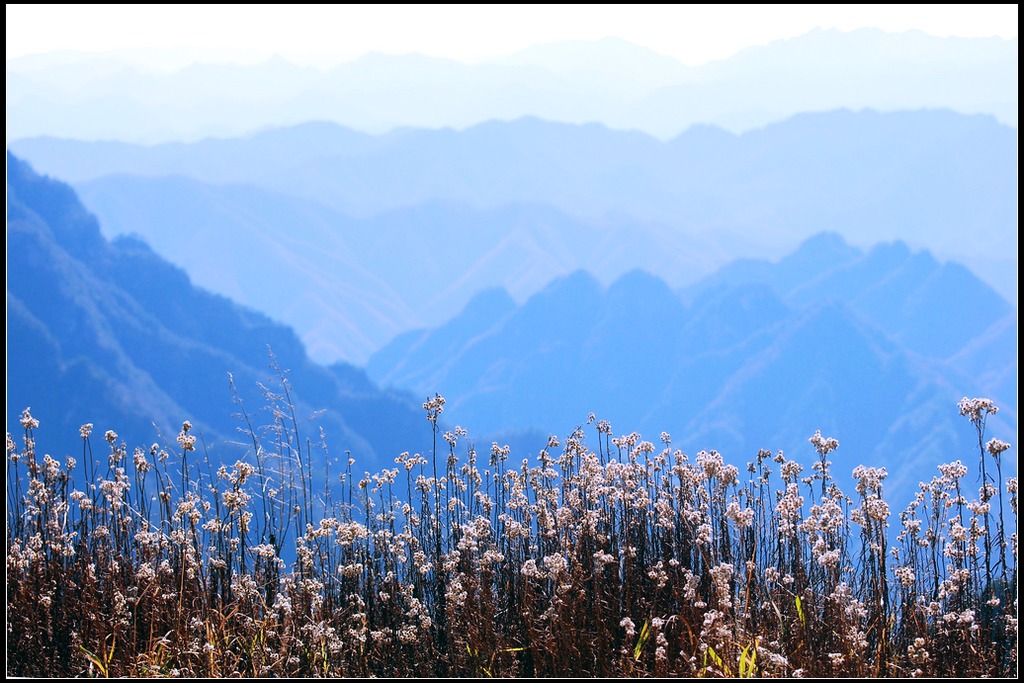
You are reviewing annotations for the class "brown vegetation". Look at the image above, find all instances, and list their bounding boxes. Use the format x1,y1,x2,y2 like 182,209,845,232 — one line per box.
6,392,1017,677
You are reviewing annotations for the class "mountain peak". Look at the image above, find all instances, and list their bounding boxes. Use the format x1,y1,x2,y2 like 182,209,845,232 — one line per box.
6,153,428,468
538,269,603,299
786,232,860,266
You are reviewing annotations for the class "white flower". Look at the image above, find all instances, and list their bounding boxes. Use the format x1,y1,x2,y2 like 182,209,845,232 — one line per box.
958,397,998,422
19,408,39,430
423,393,446,423
987,438,1011,457
809,430,839,456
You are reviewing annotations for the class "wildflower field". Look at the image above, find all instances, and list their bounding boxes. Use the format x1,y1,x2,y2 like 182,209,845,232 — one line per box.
6,395,1017,677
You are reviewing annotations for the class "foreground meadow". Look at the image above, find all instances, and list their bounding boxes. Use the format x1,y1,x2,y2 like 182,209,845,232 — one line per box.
6,395,1017,677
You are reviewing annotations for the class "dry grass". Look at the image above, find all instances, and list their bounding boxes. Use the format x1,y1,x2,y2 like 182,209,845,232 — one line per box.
6,391,1017,677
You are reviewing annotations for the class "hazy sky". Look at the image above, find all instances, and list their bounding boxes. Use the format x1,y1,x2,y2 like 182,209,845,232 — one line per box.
6,4,1018,68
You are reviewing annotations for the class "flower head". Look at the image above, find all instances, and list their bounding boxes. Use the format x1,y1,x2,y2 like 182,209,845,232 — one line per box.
19,408,39,430
958,397,998,423
986,438,1011,458
423,393,445,424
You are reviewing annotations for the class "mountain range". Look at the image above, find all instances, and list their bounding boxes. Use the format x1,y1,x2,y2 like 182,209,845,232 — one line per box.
10,109,1017,365
7,29,1017,143
6,25,1018,522
6,152,432,475
5,153,1017,512
366,233,1017,504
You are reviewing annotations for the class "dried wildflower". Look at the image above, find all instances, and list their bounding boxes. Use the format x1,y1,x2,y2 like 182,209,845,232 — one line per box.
809,430,839,457
938,460,968,481
986,438,1011,457
19,408,39,430
521,559,541,578
177,421,196,451
422,393,445,424
958,397,998,423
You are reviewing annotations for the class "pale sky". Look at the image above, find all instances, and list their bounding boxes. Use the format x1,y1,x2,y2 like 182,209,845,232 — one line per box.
5,4,1019,68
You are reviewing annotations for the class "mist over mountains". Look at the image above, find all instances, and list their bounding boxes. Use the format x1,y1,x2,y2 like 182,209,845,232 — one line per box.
6,153,430,472
5,26,1018,510
9,149,1015,504
7,29,1016,142
11,109,1017,365
366,234,1017,502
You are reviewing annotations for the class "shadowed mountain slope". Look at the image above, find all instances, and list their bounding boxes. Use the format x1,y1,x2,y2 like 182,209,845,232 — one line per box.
368,235,1017,504
6,153,429,472
10,110,1015,365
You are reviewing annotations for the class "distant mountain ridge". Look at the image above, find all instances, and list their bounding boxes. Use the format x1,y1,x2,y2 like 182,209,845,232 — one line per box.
7,28,1016,142
6,153,1016,512
684,233,1014,360
10,109,1016,364
44,174,707,363
366,233,1017,504
6,153,430,472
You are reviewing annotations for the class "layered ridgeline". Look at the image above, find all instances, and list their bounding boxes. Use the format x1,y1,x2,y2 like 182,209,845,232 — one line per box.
6,29,1016,142
10,110,1018,364
6,152,430,473
367,233,1017,504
